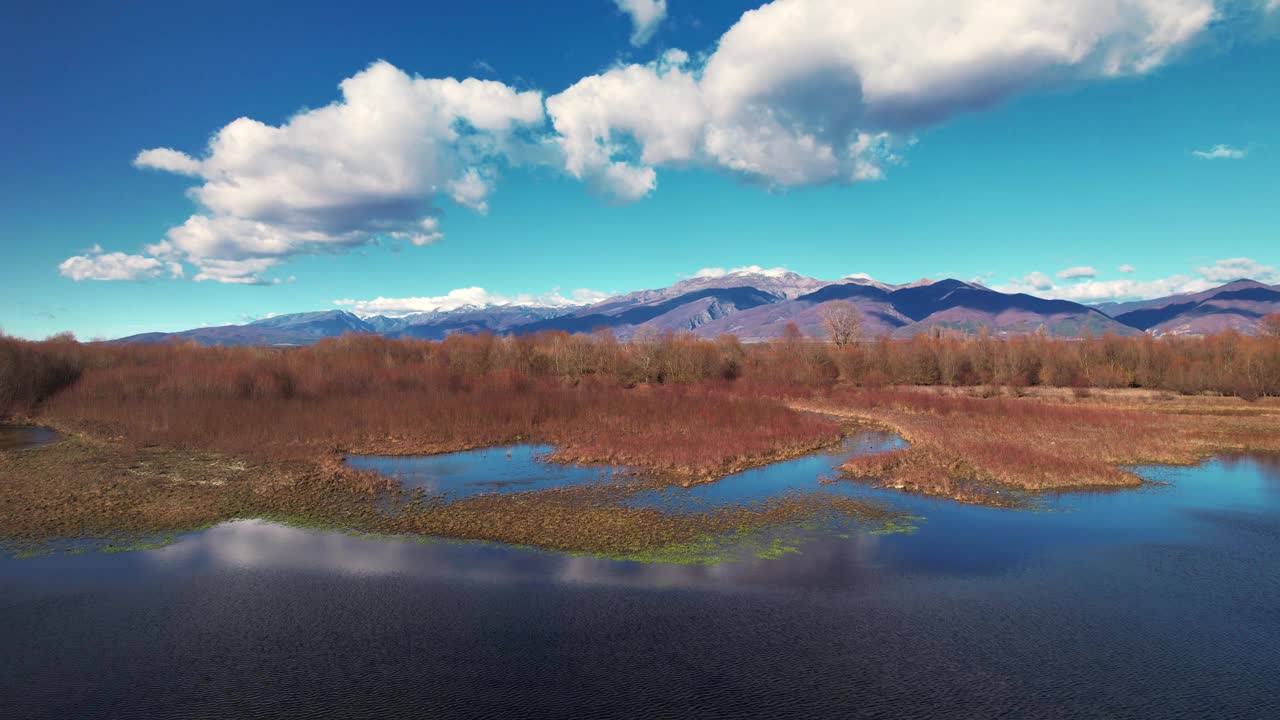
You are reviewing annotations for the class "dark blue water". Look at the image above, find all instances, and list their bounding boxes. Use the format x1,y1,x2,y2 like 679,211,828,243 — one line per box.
3,447,1280,718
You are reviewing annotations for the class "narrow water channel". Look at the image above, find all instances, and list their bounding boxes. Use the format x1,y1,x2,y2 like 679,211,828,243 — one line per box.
343,429,906,502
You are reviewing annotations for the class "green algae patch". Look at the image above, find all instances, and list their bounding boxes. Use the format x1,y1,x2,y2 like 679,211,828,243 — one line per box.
869,517,923,535
754,537,803,560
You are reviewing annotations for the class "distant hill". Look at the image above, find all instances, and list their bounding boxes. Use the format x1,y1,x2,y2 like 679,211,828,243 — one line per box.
112,307,566,345
516,286,784,337
110,274,1280,346
1107,279,1280,336
385,306,571,340
246,310,373,337
113,324,339,347
693,278,1135,340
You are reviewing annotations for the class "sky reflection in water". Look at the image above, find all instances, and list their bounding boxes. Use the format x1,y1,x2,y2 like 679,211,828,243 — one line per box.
4,447,1280,719
7,445,1280,593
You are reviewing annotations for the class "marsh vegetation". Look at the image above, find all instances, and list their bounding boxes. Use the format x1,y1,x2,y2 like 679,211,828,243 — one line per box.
2,328,1279,554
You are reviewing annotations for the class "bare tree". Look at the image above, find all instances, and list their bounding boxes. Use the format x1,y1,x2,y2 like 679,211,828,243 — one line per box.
820,301,863,348
1261,312,1280,338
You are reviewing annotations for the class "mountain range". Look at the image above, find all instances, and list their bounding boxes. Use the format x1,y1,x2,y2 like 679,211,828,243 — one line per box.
114,272,1280,346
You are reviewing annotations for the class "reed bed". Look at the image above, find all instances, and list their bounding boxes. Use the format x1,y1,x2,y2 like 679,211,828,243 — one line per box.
38,368,840,480
0,437,897,558
3,331,1279,548
791,387,1280,503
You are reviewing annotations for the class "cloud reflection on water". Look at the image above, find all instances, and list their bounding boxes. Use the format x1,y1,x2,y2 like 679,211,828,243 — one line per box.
145,519,887,593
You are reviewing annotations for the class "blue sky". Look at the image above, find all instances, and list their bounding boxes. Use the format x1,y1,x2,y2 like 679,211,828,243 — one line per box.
2,0,1278,339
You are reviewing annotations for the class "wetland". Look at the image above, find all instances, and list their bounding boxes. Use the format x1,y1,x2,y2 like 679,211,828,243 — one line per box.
3,333,1280,718
4,450,1279,719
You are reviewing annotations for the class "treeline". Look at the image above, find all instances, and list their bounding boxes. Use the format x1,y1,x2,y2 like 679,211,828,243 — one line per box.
3,324,1280,417
0,333,82,416
818,330,1280,399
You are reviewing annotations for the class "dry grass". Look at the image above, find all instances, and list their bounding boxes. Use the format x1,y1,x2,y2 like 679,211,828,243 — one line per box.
39,373,840,482
790,387,1280,503
0,436,894,557
1,336,863,554
4,333,1280,551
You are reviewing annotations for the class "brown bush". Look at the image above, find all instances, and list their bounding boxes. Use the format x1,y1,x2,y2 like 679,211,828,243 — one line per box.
0,335,84,417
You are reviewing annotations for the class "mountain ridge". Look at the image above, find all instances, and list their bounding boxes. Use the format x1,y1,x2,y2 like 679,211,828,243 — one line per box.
110,272,1280,346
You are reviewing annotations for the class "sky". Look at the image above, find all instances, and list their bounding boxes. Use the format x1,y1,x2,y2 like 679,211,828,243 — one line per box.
2,0,1278,339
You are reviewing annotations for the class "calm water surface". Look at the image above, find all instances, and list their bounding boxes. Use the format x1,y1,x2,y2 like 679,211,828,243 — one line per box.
345,444,632,498
3,439,1279,719
0,425,60,452
343,431,905,501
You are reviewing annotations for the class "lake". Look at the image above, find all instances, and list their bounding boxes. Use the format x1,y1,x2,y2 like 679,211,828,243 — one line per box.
3,438,1279,718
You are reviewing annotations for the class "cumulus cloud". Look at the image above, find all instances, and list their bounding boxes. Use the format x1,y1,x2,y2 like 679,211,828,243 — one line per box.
1013,271,1056,292
335,287,612,316
78,1,1270,281
410,217,445,246
1196,257,1279,283
615,0,668,46
1193,143,1247,159
547,0,1217,200
58,247,182,282
997,257,1278,301
82,61,543,283
1025,276,1217,301
1056,266,1098,279
546,49,702,199
191,257,285,285
1118,264,1137,273
134,147,202,176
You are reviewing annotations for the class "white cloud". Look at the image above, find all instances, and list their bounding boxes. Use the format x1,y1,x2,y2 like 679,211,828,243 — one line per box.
79,1,1268,280
692,265,791,279
1056,266,1098,279
448,169,493,213
134,147,203,176
1192,143,1247,159
406,217,444,246
547,0,1216,200
1118,264,1136,273
1012,271,1056,292
192,257,284,285
615,0,668,46
335,287,612,316
59,249,182,282
1196,257,1279,283
997,257,1279,301
599,162,658,201
1049,277,1214,301
546,49,703,201
1000,273,1208,301
82,61,544,283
